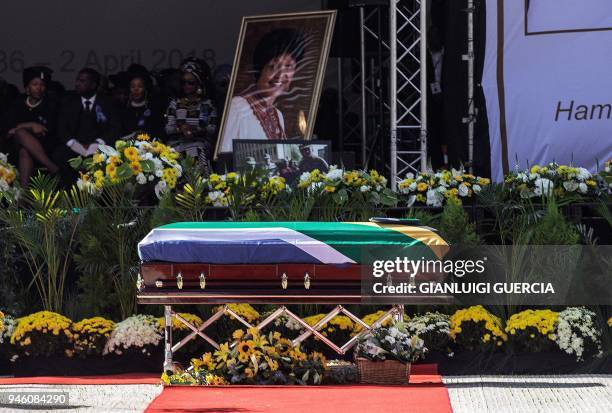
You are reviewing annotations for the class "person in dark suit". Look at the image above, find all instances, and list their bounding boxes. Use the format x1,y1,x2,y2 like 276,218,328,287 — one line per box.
53,68,121,186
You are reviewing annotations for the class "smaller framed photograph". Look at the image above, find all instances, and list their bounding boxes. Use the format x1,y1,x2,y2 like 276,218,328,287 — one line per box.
233,139,331,184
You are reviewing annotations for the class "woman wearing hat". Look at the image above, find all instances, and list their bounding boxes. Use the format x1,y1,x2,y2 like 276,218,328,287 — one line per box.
165,58,218,174
121,70,165,139
4,67,59,187
218,28,306,154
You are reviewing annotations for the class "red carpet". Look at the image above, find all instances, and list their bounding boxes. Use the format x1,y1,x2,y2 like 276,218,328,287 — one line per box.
145,364,452,413
0,373,160,385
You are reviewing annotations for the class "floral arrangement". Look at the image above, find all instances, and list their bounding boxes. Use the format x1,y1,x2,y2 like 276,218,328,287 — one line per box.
505,309,558,353
10,311,73,357
303,314,355,337
405,312,451,354
164,328,327,385
355,323,425,363
157,313,203,331
75,133,182,198
302,314,355,356
72,317,115,357
103,314,162,356
608,316,612,328
352,311,408,335
553,307,602,361
449,306,507,351
0,311,16,345
398,168,490,207
218,304,261,324
0,153,19,199
203,172,240,207
504,163,600,199
297,167,396,206
600,160,612,189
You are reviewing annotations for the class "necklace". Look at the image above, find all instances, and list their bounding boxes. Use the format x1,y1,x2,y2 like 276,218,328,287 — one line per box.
26,96,42,109
130,100,147,108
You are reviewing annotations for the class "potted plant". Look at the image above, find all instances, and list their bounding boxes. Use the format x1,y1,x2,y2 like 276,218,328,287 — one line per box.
355,322,425,384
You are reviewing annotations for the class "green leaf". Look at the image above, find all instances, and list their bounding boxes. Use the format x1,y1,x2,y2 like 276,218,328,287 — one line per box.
68,156,83,170
116,163,132,180
141,160,155,173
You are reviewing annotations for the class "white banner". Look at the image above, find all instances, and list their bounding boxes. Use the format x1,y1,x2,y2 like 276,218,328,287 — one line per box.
483,0,612,181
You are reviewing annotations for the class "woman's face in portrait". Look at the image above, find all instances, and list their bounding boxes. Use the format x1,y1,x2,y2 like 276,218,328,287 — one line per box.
26,78,46,100
256,53,297,100
182,72,199,97
130,77,146,102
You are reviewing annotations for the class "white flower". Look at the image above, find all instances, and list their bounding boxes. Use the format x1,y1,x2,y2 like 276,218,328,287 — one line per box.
326,168,343,181
426,189,443,207
136,173,147,185
578,183,588,194
148,175,155,182
360,185,371,193
154,180,168,198
299,172,311,183
103,315,162,356
576,167,591,180
0,180,8,192
0,153,7,163
155,169,163,178
534,178,554,197
98,144,119,158
437,185,447,194
563,181,579,192
409,182,417,191
473,184,482,193
458,183,469,197
405,172,415,180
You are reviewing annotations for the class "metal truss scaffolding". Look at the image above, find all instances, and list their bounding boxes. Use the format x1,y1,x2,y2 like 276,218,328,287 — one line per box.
334,0,426,188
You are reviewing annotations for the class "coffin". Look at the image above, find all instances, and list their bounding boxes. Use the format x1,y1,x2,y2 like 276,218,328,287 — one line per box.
137,221,450,304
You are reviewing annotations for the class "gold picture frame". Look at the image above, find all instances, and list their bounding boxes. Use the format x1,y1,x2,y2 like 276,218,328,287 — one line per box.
214,10,336,159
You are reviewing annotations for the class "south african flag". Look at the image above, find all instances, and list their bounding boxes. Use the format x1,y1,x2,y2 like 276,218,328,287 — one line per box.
138,221,448,265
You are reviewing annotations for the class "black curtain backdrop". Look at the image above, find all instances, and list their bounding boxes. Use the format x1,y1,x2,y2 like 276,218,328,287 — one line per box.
434,0,490,176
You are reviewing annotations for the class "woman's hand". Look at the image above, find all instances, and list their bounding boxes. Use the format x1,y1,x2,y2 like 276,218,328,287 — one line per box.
10,122,47,136
30,123,48,136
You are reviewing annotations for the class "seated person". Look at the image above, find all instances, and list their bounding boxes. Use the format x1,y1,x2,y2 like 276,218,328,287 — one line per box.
3,67,60,187
121,70,165,139
53,68,121,186
165,58,217,175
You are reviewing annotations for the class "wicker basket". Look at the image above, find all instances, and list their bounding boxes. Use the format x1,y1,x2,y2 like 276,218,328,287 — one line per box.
356,357,410,385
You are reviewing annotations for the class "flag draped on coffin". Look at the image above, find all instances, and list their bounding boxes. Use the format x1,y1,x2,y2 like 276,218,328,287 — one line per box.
483,0,612,181
138,222,448,264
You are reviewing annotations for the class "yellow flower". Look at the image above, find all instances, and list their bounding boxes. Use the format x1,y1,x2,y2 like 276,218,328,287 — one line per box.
233,329,244,340
136,133,151,141
93,153,105,164
214,343,230,362
417,182,428,192
124,147,139,162
130,161,143,176
244,368,254,378
324,185,336,193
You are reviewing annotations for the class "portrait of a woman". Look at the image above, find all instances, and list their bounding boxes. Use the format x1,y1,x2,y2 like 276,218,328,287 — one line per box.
219,28,306,153
215,11,336,157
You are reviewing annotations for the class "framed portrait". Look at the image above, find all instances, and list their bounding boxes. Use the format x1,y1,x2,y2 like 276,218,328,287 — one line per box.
233,139,331,184
214,10,336,158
